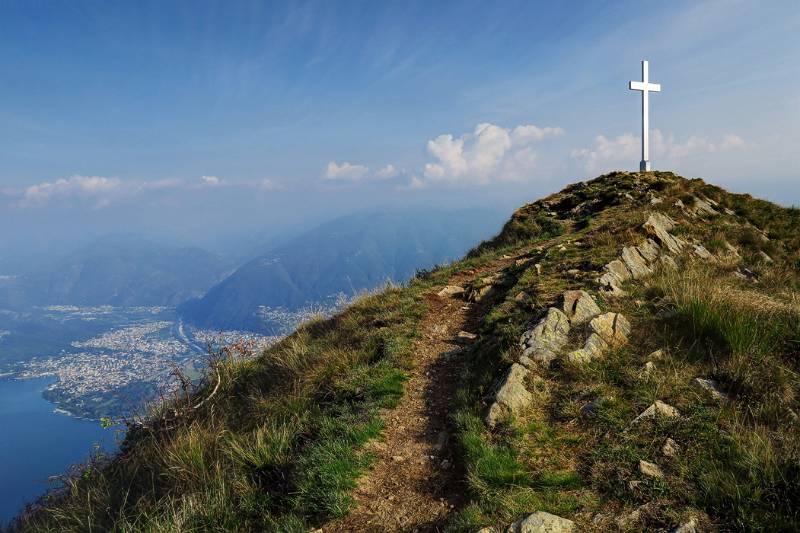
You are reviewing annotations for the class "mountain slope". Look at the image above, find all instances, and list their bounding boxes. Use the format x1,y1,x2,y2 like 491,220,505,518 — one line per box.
14,172,800,532
0,237,229,308
180,209,504,332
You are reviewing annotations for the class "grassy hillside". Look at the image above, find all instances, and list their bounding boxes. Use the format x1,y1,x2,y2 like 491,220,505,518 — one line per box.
12,171,800,532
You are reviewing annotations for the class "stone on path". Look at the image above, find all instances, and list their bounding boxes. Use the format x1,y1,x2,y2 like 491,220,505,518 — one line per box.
632,400,680,424
692,377,729,401
437,285,465,298
455,330,477,344
485,363,532,427
519,308,570,366
561,290,601,325
638,459,664,478
506,511,575,533
643,213,686,254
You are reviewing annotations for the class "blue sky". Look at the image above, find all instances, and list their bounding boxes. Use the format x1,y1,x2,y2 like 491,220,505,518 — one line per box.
1,0,798,256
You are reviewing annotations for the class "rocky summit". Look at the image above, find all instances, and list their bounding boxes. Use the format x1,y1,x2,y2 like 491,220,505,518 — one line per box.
14,171,800,532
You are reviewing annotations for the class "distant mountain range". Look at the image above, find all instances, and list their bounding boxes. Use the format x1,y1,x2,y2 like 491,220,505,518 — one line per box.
179,209,504,332
0,236,230,308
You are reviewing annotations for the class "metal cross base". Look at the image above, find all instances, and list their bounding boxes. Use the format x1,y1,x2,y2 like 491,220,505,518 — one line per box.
640,160,651,172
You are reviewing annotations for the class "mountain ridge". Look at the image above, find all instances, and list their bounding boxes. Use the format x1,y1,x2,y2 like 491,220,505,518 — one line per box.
13,171,800,532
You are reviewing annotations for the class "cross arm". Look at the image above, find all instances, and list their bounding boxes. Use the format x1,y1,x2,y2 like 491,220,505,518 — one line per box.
629,81,661,92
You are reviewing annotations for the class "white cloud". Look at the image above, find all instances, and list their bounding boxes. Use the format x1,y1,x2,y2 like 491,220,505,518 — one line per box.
422,122,563,185
571,130,746,174
323,161,369,181
20,175,122,207
200,175,224,187
374,164,399,179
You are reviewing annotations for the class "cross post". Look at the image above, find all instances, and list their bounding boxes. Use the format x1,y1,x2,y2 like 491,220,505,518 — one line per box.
629,60,661,172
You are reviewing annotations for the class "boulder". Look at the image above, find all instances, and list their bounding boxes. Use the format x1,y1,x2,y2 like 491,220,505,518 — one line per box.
621,246,653,279
632,400,680,424
561,290,601,325
604,259,632,284
506,511,575,533
589,312,631,346
437,285,465,298
692,377,729,401
643,213,686,254
486,363,532,427
519,308,571,366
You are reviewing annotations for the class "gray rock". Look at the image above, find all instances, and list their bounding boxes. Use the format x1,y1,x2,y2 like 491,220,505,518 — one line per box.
643,213,686,254
561,290,601,325
638,459,664,478
519,308,571,366
589,312,631,346
605,259,632,284
506,511,575,533
692,377,729,401
632,400,680,424
580,396,614,418
692,196,719,216
486,363,532,427
758,250,773,263
621,246,653,279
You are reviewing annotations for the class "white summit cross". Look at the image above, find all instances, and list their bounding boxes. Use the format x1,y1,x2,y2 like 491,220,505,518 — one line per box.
629,59,661,172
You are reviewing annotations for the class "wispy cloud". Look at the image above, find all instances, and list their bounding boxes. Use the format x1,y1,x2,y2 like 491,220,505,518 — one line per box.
19,175,123,208
323,161,370,181
571,130,746,174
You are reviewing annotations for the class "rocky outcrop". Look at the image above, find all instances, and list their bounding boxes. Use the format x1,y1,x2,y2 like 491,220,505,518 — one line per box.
643,212,686,254
621,246,653,279
566,312,630,364
486,363,533,427
519,308,571,366
506,512,575,533
561,290,601,325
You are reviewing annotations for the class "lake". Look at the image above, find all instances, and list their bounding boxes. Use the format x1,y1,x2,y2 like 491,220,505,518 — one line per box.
0,376,119,527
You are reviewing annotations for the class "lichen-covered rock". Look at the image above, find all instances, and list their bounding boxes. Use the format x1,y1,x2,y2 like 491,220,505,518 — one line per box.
486,363,532,427
605,259,632,284
621,246,653,279
589,312,631,346
519,308,570,366
561,290,601,325
566,332,608,364
662,437,680,458
643,212,686,254
632,400,680,424
506,511,575,533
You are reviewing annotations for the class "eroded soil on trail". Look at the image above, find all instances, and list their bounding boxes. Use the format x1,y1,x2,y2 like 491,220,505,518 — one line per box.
326,264,510,532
